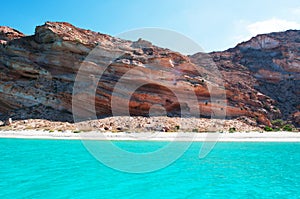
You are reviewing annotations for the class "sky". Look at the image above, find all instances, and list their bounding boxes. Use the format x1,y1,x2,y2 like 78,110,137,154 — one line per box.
1,0,300,53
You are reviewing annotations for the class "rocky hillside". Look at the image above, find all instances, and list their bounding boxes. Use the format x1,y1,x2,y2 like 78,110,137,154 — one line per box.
0,22,299,128
208,30,300,127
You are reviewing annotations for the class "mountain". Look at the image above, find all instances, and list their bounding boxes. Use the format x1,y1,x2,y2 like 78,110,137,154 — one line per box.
208,30,300,127
0,22,299,128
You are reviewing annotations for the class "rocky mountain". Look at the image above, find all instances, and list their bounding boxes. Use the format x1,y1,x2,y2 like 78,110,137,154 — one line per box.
208,30,300,127
0,22,299,128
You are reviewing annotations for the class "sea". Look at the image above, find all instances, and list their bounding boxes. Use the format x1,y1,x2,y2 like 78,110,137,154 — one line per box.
0,138,299,198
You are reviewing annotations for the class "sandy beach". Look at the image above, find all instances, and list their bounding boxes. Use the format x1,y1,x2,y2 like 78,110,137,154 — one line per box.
0,130,299,142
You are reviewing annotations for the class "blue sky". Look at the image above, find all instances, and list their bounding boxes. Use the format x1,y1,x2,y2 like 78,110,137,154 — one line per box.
1,0,300,53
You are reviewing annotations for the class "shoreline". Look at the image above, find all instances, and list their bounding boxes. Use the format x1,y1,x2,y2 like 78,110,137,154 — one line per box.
0,130,300,142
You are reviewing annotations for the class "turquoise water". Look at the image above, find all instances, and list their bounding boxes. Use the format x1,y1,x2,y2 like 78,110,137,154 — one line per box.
0,139,300,198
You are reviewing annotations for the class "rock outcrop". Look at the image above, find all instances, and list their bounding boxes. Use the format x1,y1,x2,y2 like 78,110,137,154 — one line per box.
0,22,299,128
208,30,300,127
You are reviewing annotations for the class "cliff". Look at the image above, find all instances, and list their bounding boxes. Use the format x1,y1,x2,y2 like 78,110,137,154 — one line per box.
0,22,299,128
208,30,300,127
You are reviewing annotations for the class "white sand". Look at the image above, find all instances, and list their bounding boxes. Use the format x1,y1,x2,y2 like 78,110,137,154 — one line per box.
0,130,299,142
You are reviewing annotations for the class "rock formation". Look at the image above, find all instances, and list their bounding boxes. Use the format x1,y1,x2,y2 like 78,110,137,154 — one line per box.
208,30,300,127
0,22,299,128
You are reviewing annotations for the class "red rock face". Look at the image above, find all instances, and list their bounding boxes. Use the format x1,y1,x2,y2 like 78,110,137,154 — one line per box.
0,26,24,41
209,30,300,127
0,22,299,127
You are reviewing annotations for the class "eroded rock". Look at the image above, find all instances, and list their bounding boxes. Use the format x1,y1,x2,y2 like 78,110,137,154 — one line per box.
0,22,299,127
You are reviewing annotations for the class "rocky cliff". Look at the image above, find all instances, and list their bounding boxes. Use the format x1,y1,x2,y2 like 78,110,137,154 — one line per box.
208,30,300,127
0,22,299,128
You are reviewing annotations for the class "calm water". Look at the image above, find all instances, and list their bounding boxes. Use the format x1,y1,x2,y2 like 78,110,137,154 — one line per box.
0,139,299,199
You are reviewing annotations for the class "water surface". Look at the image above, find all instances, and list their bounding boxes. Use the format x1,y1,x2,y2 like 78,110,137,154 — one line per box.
0,139,299,198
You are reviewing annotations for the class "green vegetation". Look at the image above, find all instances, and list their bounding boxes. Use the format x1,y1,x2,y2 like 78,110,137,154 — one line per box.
73,130,82,133
282,124,294,132
229,127,236,133
264,126,273,132
271,119,285,127
270,119,296,132
175,125,180,130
